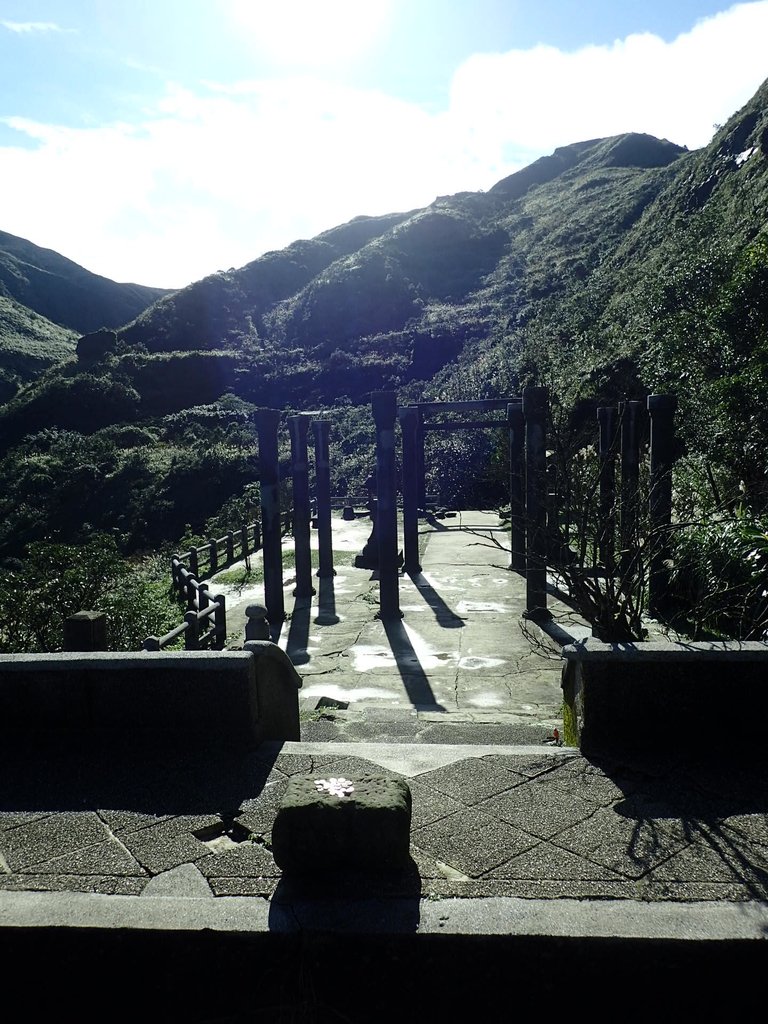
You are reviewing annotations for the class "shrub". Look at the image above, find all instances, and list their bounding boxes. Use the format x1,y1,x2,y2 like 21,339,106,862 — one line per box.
0,535,180,652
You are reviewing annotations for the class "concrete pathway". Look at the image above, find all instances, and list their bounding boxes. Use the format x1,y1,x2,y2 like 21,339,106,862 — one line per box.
221,510,583,740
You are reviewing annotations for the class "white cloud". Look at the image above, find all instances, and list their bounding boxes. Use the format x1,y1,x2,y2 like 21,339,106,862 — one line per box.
0,3,766,288
0,80,487,288
448,1,768,163
1,21,71,33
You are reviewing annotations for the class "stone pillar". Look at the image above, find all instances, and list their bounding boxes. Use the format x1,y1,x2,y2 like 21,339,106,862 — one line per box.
256,408,284,625
312,418,335,579
289,414,315,598
597,406,618,571
507,399,525,573
399,405,421,576
619,400,644,577
63,611,107,651
648,394,678,617
372,391,401,619
523,386,550,619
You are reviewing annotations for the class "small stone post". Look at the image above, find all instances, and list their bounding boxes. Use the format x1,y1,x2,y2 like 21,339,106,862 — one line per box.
245,603,271,640
256,408,284,625
507,399,525,573
648,394,678,617
289,414,315,598
312,418,335,579
372,391,401,619
399,405,421,575
63,611,107,652
597,406,618,571
523,386,550,619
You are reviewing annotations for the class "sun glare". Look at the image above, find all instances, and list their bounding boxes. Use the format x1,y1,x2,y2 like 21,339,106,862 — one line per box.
228,0,391,69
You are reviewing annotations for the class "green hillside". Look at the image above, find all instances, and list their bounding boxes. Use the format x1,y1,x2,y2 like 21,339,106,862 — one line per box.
0,230,171,398
0,296,77,403
0,229,169,334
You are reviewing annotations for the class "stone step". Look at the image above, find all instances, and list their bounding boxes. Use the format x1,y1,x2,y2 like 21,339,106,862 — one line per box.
299,704,563,748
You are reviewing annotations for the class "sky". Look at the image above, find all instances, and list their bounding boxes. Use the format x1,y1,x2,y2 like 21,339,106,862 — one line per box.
0,1,766,289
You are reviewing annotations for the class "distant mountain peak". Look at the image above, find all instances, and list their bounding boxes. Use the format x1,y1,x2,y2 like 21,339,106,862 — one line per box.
489,132,686,201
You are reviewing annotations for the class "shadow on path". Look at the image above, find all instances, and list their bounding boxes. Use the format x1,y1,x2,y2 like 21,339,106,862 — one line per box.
382,617,446,711
407,570,465,628
315,574,340,625
0,738,283,817
285,597,312,665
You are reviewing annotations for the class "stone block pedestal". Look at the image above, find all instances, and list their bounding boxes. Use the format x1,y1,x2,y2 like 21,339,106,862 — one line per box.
272,774,412,872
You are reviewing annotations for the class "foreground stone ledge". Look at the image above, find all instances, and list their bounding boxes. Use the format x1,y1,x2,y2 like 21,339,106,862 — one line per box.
272,775,412,873
562,639,768,755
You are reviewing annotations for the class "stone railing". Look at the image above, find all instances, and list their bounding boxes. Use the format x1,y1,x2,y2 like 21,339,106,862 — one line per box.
143,513,290,652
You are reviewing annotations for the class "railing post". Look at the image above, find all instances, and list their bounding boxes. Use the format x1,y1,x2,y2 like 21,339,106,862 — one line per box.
143,636,161,651
648,394,678,618
372,391,401,620
213,593,227,648
184,609,199,650
289,413,315,598
208,538,218,575
597,406,618,571
507,399,525,573
523,385,550,619
312,418,335,579
399,405,421,576
252,521,261,551
241,523,249,558
198,582,209,614
256,408,285,625
171,555,182,594
189,548,199,579
226,531,235,565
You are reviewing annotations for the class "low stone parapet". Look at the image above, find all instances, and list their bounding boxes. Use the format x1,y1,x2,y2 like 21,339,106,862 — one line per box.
0,646,301,748
562,639,768,755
